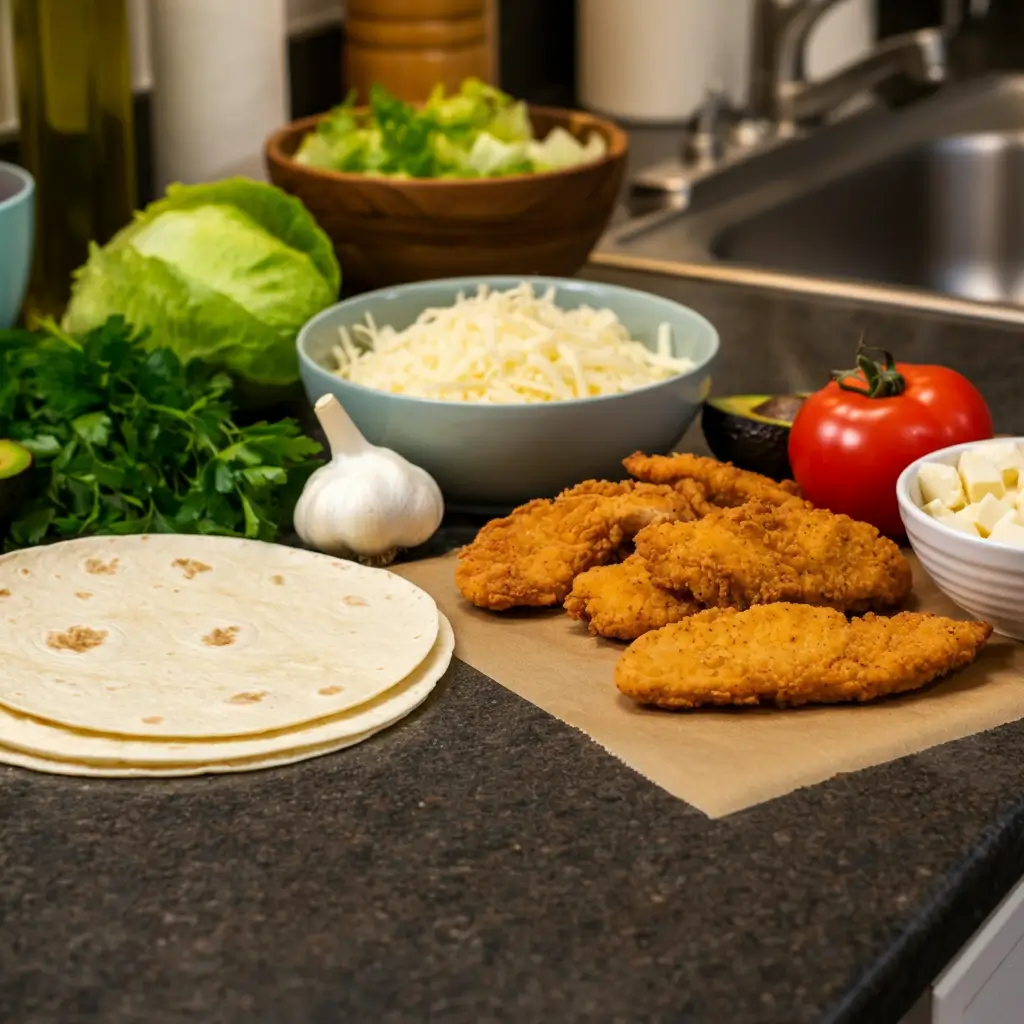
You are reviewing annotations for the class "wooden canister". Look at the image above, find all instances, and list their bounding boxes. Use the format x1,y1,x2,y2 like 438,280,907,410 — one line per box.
345,0,494,103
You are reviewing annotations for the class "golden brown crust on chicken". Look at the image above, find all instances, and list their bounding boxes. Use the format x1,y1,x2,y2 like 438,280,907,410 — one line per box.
634,501,913,614
455,479,709,611
623,451,804,509
564,554,704,641
559,478,713,535
615,604,993,709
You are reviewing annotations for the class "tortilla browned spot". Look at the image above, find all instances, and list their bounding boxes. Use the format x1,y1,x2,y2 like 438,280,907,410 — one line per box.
318,685,343,695
172,558,212,580
343,595,369,607
75,592,93,600
0,589,10,598
228,690,267,705
84,557,119,575
19,568,30,577
142,715,163,724
202,626,240,647
271,574,285,585
47,626,108,653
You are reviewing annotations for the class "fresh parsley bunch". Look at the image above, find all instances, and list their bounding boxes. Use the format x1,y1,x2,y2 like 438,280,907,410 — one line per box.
0,317,322,550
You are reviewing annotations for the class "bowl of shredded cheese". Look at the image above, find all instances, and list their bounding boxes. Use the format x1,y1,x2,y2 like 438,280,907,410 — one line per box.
297,277,719,509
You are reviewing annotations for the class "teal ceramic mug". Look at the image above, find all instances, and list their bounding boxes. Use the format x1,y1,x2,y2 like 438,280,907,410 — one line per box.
0,161,35,329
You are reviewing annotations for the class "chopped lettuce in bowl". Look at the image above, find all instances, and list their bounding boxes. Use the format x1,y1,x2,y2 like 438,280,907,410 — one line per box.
294,78,609,179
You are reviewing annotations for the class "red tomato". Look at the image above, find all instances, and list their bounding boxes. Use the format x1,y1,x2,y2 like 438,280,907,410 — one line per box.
788,345,993,537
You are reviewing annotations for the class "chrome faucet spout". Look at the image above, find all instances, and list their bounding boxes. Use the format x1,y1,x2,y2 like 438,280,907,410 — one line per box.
775,0,845,85
748,0,846,123
748,0,949,131
778,28,948,127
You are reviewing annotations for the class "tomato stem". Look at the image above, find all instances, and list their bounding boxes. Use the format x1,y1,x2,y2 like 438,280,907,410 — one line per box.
830,334,907,398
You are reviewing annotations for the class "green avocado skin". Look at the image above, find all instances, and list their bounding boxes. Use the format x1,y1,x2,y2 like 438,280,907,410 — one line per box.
0,440,33,533
701,397,797,482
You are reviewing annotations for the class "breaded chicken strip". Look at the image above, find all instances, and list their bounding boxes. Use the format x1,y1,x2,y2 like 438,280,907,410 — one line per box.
624,451,803,508
564,554,703,641
455,479,708,611
634,501,912,613
559,478,712,535
615,604,992,709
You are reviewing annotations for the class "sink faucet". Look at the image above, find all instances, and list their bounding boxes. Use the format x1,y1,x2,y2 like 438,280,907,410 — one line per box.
748,0,949,132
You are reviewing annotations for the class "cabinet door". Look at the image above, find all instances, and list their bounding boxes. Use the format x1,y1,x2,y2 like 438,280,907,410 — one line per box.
932,874,1024,1024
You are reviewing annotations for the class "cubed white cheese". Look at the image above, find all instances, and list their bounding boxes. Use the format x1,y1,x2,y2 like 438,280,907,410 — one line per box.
958,450,1006,502
980,441,1024,488
918,462,966,510
936,509,982,536
1015,490,1024,514
952,505,984,536
922,497,950,518
972,493,1015,536
989,510,1024,548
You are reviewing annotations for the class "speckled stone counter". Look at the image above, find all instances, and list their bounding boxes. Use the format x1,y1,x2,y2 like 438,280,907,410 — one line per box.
4,271,1024,1024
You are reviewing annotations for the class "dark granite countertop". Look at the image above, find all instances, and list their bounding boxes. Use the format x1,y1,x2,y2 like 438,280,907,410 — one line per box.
4,265,1024,1024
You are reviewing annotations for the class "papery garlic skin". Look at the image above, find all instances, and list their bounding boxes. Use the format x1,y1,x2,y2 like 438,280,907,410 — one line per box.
295,451,443,557
293,394,444,561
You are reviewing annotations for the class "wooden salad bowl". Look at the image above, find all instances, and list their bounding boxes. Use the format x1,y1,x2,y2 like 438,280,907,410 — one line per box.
264,106,629,289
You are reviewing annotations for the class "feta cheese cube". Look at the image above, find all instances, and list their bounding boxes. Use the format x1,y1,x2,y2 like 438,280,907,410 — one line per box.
952,505,984,536
921,497,950,518
918,462,966,510
980,441,1024,488
958,450,1006,503
972,493,1015,536
989,510,1024,548
936,509,982,536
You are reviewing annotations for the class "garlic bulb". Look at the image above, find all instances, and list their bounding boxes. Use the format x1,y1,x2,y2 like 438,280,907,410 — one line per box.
294,394,444,566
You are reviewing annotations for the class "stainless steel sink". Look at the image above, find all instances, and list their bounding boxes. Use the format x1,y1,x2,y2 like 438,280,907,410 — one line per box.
594,75,1024,325
714,132,1024,305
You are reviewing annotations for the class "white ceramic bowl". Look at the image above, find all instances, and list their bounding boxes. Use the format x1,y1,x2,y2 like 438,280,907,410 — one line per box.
897,437,1024,640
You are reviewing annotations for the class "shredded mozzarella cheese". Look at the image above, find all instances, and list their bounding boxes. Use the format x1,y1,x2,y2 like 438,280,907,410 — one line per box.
329,283,696,403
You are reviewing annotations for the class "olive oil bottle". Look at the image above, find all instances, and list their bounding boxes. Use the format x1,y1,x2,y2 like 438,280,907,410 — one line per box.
12,0,135,322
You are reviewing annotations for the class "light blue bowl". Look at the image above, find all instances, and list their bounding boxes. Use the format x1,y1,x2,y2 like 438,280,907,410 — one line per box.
0,161,34,329
297,275,719,510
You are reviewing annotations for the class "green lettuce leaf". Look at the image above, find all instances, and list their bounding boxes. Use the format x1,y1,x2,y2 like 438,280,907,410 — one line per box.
292,77,605,179
527,127,608,172
464,133,531,176
64,179,340,387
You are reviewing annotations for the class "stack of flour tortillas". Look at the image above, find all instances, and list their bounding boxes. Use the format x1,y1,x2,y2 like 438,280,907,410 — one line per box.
0,534,453,777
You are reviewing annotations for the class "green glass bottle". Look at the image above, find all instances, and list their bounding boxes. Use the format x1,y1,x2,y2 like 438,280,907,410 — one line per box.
12,0,135,322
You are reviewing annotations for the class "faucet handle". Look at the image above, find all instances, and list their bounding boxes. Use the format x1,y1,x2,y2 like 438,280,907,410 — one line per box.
684,86,733,165
697,86,729,129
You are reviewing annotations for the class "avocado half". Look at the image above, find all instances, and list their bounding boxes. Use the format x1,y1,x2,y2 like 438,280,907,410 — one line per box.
0,440,33,531
701,394,807,482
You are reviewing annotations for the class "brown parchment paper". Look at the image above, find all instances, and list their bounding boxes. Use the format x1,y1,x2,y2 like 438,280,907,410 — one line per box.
395,554,1024,819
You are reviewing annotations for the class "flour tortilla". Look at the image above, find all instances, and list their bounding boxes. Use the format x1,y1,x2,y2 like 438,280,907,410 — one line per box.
0,616,452,773
0,722,394,778
0,535,440,739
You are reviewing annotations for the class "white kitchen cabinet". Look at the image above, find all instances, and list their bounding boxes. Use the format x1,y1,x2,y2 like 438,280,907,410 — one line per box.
900,872,1024,1024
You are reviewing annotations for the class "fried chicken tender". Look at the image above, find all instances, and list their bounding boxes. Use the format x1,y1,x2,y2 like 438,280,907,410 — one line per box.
564,554,703,641
559,478,712,534
455,479,708,611
624,451,804,508
634,501,912,613
615,604,992,709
